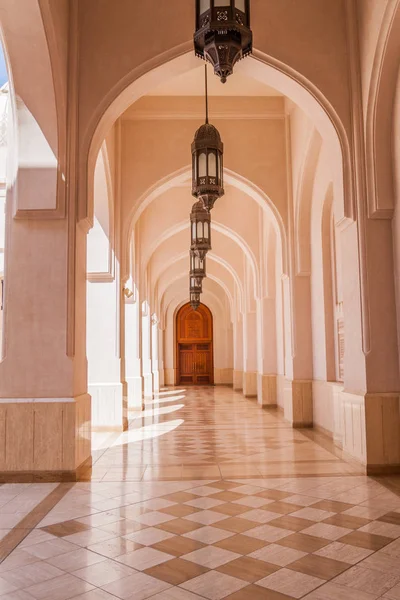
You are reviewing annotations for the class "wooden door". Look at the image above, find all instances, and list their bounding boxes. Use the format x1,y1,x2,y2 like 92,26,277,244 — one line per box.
176,303,213,385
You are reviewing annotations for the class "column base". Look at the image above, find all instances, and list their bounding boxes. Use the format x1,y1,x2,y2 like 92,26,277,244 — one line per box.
284,379,313,427
215,368,233,385
340,390,400,474
258,374,277,407
164,369,176,386
233,370,243,391
90,383,127,430
0,394,91,481
243,371,257,398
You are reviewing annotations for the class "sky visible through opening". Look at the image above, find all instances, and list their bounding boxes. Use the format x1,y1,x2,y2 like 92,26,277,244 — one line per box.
0,44,8,86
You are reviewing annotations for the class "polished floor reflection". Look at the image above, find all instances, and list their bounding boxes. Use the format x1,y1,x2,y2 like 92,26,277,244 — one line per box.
90,386,361,481
0,386,400,599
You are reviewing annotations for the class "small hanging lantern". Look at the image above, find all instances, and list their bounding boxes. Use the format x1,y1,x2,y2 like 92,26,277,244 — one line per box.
190,248,206,279
190,200,211,260
194,0,252,84
190,291,201,311
192,66,224,212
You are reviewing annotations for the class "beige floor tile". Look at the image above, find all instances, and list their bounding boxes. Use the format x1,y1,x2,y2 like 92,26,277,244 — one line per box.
302,581,379,599
333,565,400,595
180,570,247,600
124,527,174,546
184,510,229,526
0,591,38,600
250,543,306,566
102,572,171,600
72,559,135,586
257,567,324,598
358,521,400,539
315,541,373,564
183,546,240,568
115,547,174,571
24,573,94,600
1,563,64,589
69,590,121,600
183,525,235,544
24,538,79,560
47,548,107,572
300,523,352,541
245,524,295,542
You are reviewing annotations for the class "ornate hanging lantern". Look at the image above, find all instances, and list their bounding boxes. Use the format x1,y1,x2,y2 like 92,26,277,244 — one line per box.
190,248,206,279
194,0,252,84
192,66,224,211
190,200,211,260
190,290,201,311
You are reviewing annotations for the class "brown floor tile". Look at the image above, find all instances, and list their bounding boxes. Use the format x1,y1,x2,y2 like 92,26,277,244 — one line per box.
311,500,354,512
277,533,330,552
224,584,295,599
256,490,293,501
213,503,250,517
378,512,400,525
214,534,270,555
160,504,201,518
41,520,91,537
217,556,280,582
266,502,303,515
211,491,246,502
144,557,209,585
339,530,393,550
216,517,258,534
269,516,314,532
151,535,206,557
323,513,370,529
288,554,350,580
156,518,203,535
161,492,199,503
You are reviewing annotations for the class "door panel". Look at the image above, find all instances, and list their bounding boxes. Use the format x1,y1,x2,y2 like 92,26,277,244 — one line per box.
176,303,213,386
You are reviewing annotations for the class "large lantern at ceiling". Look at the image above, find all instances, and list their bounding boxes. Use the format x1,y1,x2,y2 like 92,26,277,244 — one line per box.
194,0,252,84
190,200,211,260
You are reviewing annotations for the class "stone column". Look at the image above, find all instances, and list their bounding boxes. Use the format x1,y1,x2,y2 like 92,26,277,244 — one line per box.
141,302,153,399
87,276,125,430
339,219,400,474
151,315,160,394
158,326,165,388
258,296,278,407
0,214,91,481
284,274,313,427
233,314,243,390
125,294,144,410
243,310,258,397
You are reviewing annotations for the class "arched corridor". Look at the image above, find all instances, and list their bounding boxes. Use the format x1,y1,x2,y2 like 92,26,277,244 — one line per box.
0,0,400,596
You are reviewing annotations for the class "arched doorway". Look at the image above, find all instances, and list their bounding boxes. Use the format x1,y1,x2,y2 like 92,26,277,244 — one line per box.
176,302,214,385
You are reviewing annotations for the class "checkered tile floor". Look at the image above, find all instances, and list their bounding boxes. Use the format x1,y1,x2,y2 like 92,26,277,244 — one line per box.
0,387,400,599
0,477,399,599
